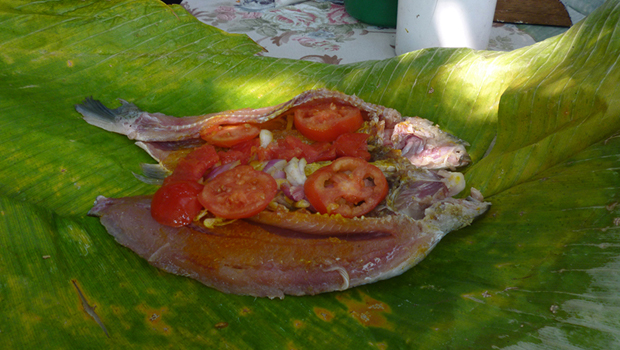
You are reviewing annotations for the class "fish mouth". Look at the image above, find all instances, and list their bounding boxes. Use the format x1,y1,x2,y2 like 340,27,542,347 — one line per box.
459,154,472,166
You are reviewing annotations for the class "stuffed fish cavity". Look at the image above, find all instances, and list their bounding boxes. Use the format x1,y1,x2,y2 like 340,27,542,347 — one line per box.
77,89,489,298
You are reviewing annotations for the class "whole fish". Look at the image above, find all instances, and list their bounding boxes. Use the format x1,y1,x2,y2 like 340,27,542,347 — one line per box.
76,89,470,171
77,89,489,298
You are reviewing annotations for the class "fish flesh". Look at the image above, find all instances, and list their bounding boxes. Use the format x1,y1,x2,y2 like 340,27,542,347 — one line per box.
77,89,489,298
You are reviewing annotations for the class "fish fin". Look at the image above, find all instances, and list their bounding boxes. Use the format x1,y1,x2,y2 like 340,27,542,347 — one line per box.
132,163,168,185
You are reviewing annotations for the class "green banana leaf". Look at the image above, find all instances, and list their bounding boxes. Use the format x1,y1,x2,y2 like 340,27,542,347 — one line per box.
1,0,620,348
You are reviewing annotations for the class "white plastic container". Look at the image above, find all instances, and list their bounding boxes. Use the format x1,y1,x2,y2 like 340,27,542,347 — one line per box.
395,0,497,54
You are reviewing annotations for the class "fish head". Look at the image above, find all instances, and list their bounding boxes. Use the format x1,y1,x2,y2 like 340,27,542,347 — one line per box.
444,142,471,169
408,142,471,170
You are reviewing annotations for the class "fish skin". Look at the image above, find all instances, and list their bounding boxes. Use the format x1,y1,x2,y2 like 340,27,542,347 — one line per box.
88,194,489,298
76,89,468,170
76,90,402,142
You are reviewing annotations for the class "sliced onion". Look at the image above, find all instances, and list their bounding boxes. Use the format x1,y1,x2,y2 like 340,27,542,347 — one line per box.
289,186,306,202
263,159,286,175
281,181,306,202
271,169,286,180
204,160,240,181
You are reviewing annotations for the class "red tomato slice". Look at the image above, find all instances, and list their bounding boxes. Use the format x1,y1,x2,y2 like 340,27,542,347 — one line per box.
293,102,364,142
199,165,277,219
153,144,219,227
200,123,260,148
304,157,388,218
168,143,219,183
308,140,337,162
217,149,246,165
151,180,204,227
281,135,336,163
259,136,304,161
334,133,371,161
256,135,337,163
218,138,258,165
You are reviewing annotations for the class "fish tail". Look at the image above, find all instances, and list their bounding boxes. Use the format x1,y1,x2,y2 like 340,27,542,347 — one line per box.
75,97,143,137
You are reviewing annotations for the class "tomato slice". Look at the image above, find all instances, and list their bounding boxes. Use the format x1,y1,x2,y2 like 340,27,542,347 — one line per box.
293,102,364,142
151,180,204,227
334,133,371,161
256,135,303,161
280,135,336,163
152,144,219,227
200,123,260,148
304,157,388,218
218,138,259,165
256,135,337,163
308,140,337,163
168,143,219,183
199,165,277,219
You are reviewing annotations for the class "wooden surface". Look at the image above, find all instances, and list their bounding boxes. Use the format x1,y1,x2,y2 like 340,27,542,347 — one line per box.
494,0,572,27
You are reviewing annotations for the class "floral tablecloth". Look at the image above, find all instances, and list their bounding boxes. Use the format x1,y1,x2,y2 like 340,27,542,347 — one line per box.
181,0,539,64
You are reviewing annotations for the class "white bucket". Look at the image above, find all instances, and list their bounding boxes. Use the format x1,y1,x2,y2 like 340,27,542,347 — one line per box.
395,0,497,54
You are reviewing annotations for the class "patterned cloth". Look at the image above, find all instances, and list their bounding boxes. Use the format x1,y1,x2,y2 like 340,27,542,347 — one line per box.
182,0,537,64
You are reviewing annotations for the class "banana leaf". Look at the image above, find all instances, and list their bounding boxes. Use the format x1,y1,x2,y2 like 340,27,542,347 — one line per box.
1,0,619,348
